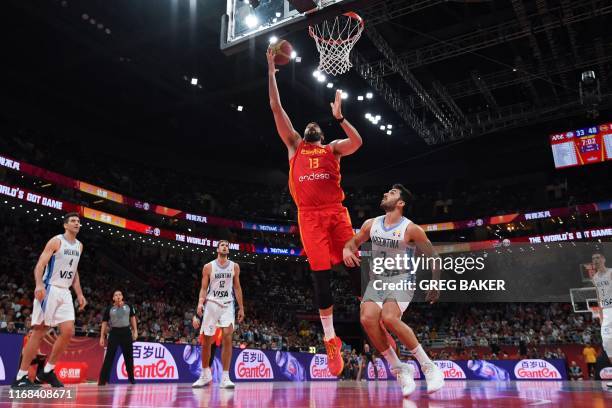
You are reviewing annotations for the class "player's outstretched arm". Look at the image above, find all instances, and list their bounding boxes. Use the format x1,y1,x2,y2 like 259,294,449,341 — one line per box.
343,218,373,267
267,49,300,156
196,263,211,317
233,263,245,323
330,89,363,157
33,237,61,302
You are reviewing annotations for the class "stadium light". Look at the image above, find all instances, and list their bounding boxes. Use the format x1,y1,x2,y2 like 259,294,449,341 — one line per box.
191,77,198,85
269,36,278,44
366,92,373,99
290,51,297,59
245,14,258,28
327,82,333,89
386,130,392,135
341,91,348,99
237,105,244,111
357,95,364,101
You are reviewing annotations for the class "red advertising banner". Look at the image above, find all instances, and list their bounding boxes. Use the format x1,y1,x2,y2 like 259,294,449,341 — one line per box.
0,182,291,256
39,335,104,382
3,152,611,235
1,181,610,257
0,153,296,233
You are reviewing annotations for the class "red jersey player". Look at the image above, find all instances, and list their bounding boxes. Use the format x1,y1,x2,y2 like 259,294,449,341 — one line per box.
267,48,363,376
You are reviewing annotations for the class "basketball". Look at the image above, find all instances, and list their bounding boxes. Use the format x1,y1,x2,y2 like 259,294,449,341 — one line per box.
269,40,293,66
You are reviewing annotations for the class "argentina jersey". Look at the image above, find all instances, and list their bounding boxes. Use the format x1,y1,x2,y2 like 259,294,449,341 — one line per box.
369,215,416,279
206,260,235,306
42,234,81,289
593,268,612,309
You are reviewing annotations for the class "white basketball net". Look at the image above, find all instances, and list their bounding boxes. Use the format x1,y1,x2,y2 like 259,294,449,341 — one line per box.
309,13,364,76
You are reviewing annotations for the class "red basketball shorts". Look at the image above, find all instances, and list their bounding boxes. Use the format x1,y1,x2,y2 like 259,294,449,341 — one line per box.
297,204,355,271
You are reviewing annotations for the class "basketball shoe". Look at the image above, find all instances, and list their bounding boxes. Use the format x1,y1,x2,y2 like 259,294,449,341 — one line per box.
192,368,212,388
392,363,416,397
324,336,344,376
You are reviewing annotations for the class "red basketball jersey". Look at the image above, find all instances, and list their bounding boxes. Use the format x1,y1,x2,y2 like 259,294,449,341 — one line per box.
288,141,345,209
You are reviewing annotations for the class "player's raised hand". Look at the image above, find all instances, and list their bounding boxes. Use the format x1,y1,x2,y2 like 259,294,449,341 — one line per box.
266,48,278,75
34,284,46,302
425,288,440,304
343,248,361,267
330,89,343,119
77,294,87,311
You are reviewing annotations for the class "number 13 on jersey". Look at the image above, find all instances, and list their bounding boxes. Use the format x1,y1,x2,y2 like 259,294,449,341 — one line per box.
308,157,319,169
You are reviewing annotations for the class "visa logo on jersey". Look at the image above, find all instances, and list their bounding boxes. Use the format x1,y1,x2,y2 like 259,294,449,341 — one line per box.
60,270,74,279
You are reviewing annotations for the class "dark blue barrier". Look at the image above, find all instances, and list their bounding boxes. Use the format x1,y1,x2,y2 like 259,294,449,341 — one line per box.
102,340,567,383
0,333,25,385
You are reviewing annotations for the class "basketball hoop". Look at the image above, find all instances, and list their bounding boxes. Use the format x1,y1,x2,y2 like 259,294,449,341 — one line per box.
308,12,364,76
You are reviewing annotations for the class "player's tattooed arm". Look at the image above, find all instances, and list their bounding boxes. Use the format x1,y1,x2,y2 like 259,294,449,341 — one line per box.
343,218,373,267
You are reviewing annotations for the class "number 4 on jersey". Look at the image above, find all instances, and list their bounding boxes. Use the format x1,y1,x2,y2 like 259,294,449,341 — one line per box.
60,258,74,279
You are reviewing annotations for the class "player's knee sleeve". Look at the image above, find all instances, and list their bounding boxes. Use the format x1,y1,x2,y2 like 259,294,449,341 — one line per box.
311,270,333,310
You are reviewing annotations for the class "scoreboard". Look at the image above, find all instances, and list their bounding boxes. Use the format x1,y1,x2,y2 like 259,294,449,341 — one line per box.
549,122,612,169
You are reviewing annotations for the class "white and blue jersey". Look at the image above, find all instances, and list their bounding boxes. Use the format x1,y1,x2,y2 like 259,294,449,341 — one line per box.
206,259,235,306
362,215,416,313
42,234,81,289
369,215,416,278
33,234,82,327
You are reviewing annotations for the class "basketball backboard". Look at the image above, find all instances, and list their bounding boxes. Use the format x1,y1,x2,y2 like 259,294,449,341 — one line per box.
220,0,359,54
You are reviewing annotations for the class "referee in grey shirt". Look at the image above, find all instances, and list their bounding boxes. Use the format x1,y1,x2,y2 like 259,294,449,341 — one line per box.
98,290,137,385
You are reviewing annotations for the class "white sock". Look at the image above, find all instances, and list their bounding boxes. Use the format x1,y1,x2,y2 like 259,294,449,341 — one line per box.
202,367,211,377
410,345,433,367
222,371,229,380
382,347,402,370
44,363,55,373
320,314,336,341
16,369,28,379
